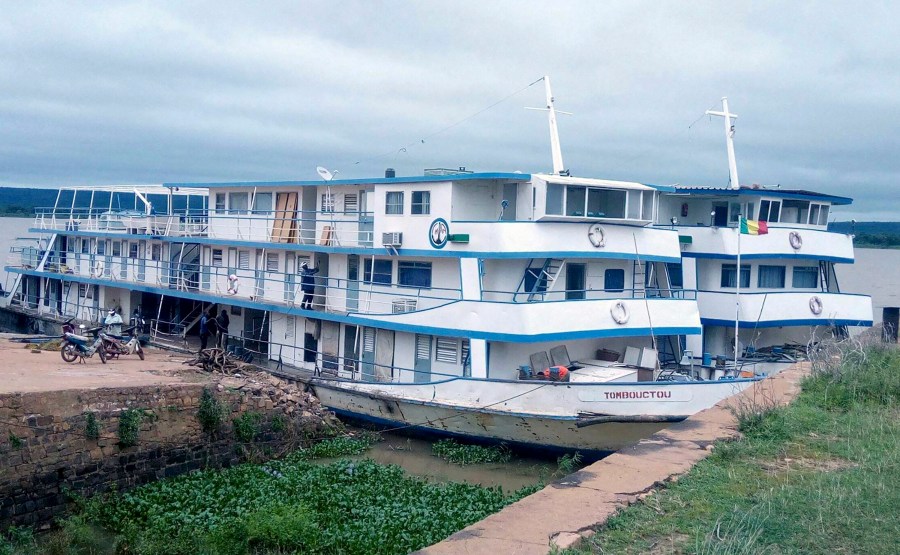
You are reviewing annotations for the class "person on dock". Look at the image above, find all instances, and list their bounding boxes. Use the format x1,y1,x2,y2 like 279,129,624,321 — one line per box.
104,308,123,336
216,309,230,349
299,261,320,310
199,309,212,352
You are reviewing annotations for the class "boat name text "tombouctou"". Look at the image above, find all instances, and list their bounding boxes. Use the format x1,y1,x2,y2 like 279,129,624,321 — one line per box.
603,390,672,400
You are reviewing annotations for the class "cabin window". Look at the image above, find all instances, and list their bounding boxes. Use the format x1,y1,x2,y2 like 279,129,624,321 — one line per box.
129,243,139,259
215,193,226,212
151,244,161,261
212,249,224,267
792,266,819,288
758,265,786,288
253,192,273,213
545,183,564,215
266,253,279,273
398,261,432,288
96,241,106,256
758,199,781,222
321,193,335,213
78,284,87,298
344,193,358,213
363,259,392,285
238,250,250,270
81,239,90,254
112,241,121,257
729,202,742,224
566,186,586,216
461,339,470,375
604,269,626,292
721,264,751,288
666,263,684,289
435,337,460,364
411,191,431,215
229,192,249,214
385,192,404,215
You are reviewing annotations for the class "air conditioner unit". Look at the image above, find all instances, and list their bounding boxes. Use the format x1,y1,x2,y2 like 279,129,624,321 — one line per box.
382,232,403,247
392,298,417,313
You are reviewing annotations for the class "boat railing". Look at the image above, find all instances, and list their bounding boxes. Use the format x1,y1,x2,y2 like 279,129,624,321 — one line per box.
32,207,378,247
481,287,697,302
16,252,463,317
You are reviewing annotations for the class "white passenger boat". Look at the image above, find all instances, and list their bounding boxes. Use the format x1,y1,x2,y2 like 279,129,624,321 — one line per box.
4,80,869,454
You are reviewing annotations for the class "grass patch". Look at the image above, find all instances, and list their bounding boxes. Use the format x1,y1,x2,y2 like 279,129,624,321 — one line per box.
432,439,513,465
51,434,538,555
566,342,900,555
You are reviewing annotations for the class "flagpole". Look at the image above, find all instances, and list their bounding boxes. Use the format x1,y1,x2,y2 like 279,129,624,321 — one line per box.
735,216,741,367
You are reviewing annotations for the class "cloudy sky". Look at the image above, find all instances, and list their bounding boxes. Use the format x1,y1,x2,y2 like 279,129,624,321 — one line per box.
1,1,898,220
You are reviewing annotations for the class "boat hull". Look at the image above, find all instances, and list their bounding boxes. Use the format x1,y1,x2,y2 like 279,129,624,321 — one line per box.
305,376,757,454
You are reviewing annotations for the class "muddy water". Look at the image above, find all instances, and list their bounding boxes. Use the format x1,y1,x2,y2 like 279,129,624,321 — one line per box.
339,434,568,492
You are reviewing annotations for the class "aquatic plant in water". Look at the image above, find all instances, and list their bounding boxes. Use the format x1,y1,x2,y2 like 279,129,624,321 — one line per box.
431,439,513,465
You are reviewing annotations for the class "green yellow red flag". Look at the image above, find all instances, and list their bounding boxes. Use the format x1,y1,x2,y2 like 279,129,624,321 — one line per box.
740,217,768,235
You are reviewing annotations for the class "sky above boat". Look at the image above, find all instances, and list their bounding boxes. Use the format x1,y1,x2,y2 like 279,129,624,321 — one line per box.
1,1,897,220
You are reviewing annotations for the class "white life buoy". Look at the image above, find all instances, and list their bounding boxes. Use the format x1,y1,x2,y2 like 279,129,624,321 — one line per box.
227,274,240,295
809,295,823,315
91,260,104,278
610,301,630,325
789,231,803,250
588,223,606,248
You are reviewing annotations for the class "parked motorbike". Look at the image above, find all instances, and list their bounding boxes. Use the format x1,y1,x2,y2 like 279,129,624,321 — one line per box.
100,325,145,360
61,324,107,364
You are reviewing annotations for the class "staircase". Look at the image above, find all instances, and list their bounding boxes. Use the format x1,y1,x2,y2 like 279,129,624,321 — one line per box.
632,259,646,298
169,243,201,291
514,258,565,302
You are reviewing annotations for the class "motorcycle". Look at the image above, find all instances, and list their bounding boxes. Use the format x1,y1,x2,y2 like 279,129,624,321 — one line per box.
61,324,107,364
100,325,145,360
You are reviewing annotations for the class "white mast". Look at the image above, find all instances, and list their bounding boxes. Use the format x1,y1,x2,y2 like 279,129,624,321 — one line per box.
526,76,571,175
706,97,740,190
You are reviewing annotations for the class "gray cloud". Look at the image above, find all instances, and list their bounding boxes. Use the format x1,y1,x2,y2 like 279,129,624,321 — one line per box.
1,1,898,220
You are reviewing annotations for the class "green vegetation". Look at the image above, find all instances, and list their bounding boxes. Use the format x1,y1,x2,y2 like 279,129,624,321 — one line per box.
84,412,100,441
117,409,145,448
566,343,900,554
197,389,227,435
28,436,538,555
7,432,23,450
851,232,900,249
432,439,513,465
232,412,262,443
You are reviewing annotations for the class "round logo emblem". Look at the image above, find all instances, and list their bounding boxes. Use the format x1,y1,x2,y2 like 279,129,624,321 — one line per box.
429,218,449,249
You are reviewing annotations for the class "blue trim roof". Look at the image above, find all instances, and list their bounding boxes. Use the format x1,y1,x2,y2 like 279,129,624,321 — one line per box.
673,186,853,206
164,172,532,189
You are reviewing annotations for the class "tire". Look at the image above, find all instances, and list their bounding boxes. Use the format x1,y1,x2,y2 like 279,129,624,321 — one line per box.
60,342,79,363
98,346,107,364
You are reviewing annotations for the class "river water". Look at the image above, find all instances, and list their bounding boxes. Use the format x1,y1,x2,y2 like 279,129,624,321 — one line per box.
1,217,896,488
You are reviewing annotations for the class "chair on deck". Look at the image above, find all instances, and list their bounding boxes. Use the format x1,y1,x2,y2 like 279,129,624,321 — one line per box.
550,345,582,370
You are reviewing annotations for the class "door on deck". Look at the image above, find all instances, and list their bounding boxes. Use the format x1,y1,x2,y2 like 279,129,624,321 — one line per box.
565,263,586,300
374,329,395,382
343,324,360,378
712,202,729,227
501,183,518,221
413,334,432,383
346,255,359,311
137,241,147,282
284,253,296,302
360,327,376,381
358,191,374,246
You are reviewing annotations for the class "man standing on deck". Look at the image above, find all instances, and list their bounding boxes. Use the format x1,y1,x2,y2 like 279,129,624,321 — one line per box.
299,261,320,310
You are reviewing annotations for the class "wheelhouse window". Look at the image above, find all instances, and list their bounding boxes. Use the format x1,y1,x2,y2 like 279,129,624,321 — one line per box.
411,191,430,215
792,266,819,288
757,265,786,288
363,259,392,285
385,192,404,215
808,203,829,226
781,200,810,224
229,192,249,214
398,261,432,288
546,184,642,219
758,199,781,222
721,264,750,288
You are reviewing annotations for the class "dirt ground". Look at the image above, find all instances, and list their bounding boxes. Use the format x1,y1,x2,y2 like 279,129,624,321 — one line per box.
0,333,209,394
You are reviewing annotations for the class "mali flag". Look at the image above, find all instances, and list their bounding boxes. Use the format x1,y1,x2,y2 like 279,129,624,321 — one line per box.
740,217,768,235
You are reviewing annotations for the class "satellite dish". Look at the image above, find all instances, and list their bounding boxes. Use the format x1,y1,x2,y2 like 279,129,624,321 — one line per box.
316,166,334,181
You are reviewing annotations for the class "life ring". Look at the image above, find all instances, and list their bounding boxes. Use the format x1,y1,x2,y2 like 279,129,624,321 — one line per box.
789,231,803,250
588,223,606,248
91,260,104,278
610,301,630,324
809,295,823,315
227,274,240,295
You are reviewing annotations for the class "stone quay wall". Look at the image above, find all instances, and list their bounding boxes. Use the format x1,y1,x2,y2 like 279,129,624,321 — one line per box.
0,374,338,529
